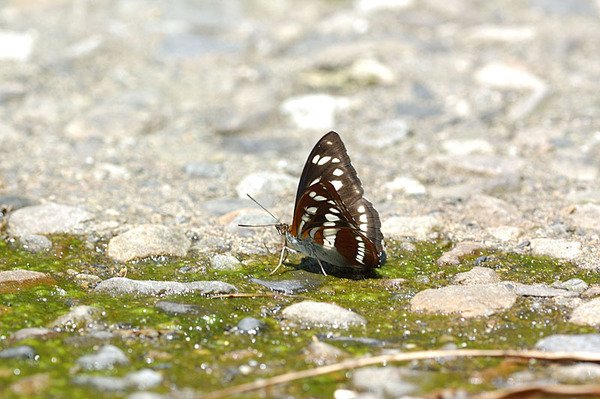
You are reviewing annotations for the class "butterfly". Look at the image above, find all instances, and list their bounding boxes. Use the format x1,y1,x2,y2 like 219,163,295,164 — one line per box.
268,131,386,275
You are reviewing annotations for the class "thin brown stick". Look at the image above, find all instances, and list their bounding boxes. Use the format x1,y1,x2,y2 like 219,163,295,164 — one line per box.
198,349,600,399
208,292,308,300
473,384,600,399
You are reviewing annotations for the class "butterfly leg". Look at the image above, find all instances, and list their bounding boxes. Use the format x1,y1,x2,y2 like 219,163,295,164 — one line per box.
315,258,328,276
270,244,289,275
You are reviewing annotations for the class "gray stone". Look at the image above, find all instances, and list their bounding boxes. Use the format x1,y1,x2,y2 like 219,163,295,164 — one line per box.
8,203,93,236
0,195,36,210
184,162,224,178
155,301,205,315
250,278,316,294
502,282,578,298
280,94,351,130
453,267,500,285
351,366,416,397
381,215,441,240
236,317,265,334
107,224,191,262
19,234,52,252
383,176,426,196
51,305,103,329
10,327,54,342
210,253,242,271
77,345,129,370
486,226,523,241
235,172,296,206
95,277,237,296
0,345,37,359
437,242,485,266
0,270,55,293
410,284,517,318
552,278,589,293
282,301,366,328
535,334,600,352
529,238,582,260
570,298,600,326
73,369,162,391
358,119,409,149
582,285,600,299
303,341,348,366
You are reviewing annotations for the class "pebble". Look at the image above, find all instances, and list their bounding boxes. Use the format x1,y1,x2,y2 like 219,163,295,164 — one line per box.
236,317,265,335
0,269,55,293
107,224,191,262
73,368,162,391
0,30,36,61
73,273,102,289
303,340,348,366
351,366,416,397
8,203,93,236
155,301,205,315
452,267,500,285
464,195,519,227
570,298,600,326
475,62,545,90
410,283,517,317
251,277,318,294
568,203,600,231
529,238,582,261
51,305,103,330
551,278,589,293
535,334,600,352
77,345,129,370
383,176,426,196
210,253,242,271
437,242,485,266
486,226,522,241
348,58,396,86
467,25,536,42
502,282,578,298
223,210,277,237
183,162,224,178
19,234,52,252
358,119,410,149
280,94,352,130
442,139,494,156
235,172,296,206
0,345,37,359
94,277,237,296
10,327,55,342
381,215,441,240
282,301,367,328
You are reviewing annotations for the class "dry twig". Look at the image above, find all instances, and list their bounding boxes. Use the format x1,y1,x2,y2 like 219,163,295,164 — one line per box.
198,349,600,399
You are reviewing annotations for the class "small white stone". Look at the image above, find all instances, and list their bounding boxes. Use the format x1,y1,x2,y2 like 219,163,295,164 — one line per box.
355,0,414,13
384,176,427,196
0,30,36,61
280,94,352,130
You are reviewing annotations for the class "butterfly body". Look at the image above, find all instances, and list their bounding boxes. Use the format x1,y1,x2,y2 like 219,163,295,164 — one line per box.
273,131,385,274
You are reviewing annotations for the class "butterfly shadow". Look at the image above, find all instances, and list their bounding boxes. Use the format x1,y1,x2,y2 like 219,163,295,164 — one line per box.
294,257,380,280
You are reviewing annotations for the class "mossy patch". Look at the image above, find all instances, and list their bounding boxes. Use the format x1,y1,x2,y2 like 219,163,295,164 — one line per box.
0,236,597,398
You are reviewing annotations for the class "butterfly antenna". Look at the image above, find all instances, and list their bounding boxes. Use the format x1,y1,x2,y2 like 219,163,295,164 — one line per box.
245,194,280,223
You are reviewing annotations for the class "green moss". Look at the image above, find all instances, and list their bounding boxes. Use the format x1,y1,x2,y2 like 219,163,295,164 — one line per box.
0,236,596,398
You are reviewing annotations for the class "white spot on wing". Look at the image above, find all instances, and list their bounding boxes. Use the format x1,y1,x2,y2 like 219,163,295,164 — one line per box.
312,154,320,164
318,156,331,165
357,205,366,213
309,191,317,198
360,223,368,232
329,207,340,213
359,214,368,223
331,180,343,190
306,206,318,214
323,228,339,236
313,195,327,201
323,221,336,227
309,177,321,186
331,157,341,163
332,168,344,176
325,213,340,222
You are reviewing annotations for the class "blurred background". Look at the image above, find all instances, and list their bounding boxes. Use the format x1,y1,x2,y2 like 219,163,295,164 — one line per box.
1,0,600,253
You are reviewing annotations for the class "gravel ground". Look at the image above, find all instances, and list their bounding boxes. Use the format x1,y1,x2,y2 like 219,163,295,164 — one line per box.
1,1,600,266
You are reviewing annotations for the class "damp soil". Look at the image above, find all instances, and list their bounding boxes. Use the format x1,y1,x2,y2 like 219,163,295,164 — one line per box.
0,237,598,398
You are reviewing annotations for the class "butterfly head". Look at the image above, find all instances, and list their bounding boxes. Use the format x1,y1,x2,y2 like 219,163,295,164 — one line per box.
275,223,290,236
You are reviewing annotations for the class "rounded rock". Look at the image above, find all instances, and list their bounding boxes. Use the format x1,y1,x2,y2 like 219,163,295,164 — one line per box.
107,224,191,262
8,203,93,236
210,253,242,271
282,300,366,328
